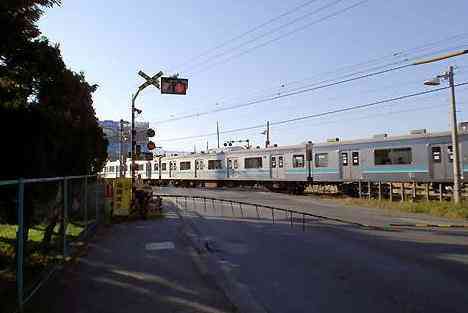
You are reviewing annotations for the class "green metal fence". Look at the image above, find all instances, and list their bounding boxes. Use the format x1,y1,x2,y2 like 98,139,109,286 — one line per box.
0,175,104,313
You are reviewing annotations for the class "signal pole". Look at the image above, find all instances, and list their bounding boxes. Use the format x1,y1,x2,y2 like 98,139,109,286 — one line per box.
217,121,220,148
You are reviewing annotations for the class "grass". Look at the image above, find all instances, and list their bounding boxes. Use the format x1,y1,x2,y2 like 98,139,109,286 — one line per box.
324,197,468,220
0,222,85,311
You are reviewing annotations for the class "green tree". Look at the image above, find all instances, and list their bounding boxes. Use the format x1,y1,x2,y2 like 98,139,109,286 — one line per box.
0,1,108,244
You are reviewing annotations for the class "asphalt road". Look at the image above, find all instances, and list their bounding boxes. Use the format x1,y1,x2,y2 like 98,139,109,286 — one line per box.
156,186,468,227
159,186,468,313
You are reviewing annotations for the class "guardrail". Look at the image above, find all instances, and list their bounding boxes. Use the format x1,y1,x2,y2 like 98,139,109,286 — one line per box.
156,194,468,230
154,194,377,230
0,175,104,313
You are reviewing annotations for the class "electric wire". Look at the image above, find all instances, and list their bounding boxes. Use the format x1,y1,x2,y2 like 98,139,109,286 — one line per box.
158,81,468,142
187,0,370,76
182,0,346,73
176,0,322,70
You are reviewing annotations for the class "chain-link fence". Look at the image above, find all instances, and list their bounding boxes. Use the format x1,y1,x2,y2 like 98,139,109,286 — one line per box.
0,175,104,313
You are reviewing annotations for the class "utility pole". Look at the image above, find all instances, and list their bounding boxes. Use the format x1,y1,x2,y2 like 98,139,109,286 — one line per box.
206,141,209,152
449,66,462,203
417,49,468,203
266,121,270,148
217,121,220,149
120,119,124,177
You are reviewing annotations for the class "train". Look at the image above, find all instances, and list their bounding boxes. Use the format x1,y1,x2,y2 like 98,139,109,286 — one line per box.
100,124,468,194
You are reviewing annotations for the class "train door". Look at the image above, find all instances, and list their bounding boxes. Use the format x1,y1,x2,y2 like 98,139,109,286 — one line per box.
341,150,361,180
271,155,285,179
430,144,453,180
228,158,240,178
194,159,203,178
146,162,151,179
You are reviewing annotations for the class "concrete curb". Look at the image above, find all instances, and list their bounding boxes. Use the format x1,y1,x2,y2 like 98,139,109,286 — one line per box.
172,202,268,313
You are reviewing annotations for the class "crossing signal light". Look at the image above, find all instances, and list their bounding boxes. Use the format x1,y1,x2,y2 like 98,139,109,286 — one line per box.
161,77,188,95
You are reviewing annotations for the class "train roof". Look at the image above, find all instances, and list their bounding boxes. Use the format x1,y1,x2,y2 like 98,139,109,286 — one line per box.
314,129,468,147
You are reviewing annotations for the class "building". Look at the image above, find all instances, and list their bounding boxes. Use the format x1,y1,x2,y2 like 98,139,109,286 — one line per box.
99,120,150,161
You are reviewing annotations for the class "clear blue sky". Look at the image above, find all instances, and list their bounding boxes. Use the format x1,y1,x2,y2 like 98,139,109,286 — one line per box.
38,0,468,151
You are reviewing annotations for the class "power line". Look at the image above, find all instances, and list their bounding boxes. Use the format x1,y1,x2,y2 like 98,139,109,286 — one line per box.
187,0,369,76
183,0,346,73
155,43,468,125
176,0,321,70
155,62,414,124
158,81,468,142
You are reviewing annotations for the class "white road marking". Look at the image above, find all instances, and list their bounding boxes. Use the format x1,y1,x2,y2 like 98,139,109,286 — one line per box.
145,241,175,251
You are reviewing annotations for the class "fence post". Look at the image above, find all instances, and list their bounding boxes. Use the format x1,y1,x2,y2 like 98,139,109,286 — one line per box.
368,181,371,200
16,178,24,313
204,197,207,213
84,176,88,237
255,204,260,219
302,213,306,231
239,203,244,218
389,183,393,201
358,180,362,198
439,184,443,202
290,211,293,227
425,183,430,201
378,182,382,201
400,183,405,202
63,178,69,258
95,180,99,223
230,201,234,217
271,209,275,224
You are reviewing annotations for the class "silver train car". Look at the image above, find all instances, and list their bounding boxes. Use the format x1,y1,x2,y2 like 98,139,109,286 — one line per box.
100,127,468,193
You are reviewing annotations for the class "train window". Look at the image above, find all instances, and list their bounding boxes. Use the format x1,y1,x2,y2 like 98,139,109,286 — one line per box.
200,161,205,169
161,163,167,171
279,156,284,168
432,147,441,163
180,161,191,170
245,157,262,169
139,164,144,171
341,152,348,166
234,159,239,169
154,163,159,171
352,152,359,166
271,156,276,168
374,148,412,165
448,146,453,162
228,160,232,169
208,160,223,170
314,153,328,168
293,155,305,168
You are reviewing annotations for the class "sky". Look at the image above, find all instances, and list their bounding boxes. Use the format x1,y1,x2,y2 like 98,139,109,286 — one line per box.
38,0,468,152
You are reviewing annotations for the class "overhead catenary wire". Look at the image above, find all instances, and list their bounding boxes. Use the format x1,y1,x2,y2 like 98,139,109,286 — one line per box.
156,38,468,125
187,0,370,77
158,81,468,142
156,62,415,125
183,0,346,73
176,0,322,70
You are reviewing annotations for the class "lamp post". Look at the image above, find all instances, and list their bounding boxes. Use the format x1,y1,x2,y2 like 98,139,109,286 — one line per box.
415,49,468,203
424,66,461,203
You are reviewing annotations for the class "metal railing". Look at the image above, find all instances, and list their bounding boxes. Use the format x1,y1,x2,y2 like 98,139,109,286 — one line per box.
0,175,105,312
155,194,374,230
